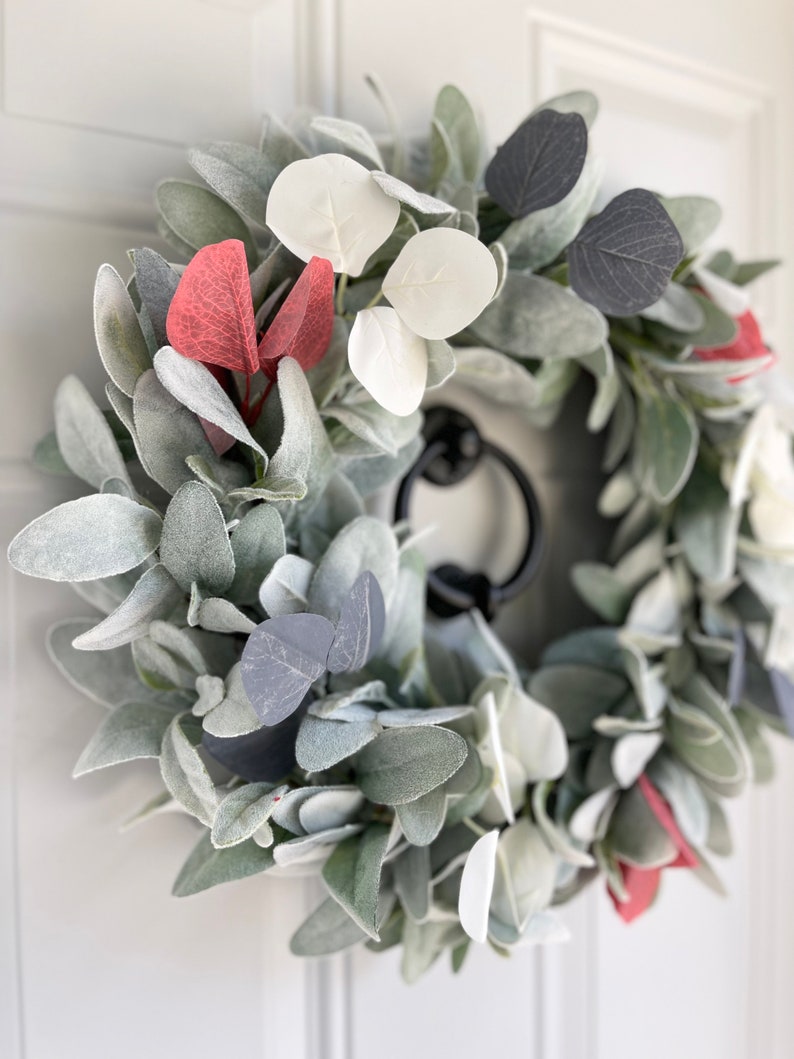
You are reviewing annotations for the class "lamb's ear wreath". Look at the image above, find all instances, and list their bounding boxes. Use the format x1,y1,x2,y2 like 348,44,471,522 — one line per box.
8,80,791,979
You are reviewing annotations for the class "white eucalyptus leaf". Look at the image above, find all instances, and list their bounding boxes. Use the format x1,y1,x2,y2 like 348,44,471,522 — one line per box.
348,307,428,417
458,829,499,943
451,346,539,407
266,154,399,276
383,228,497,340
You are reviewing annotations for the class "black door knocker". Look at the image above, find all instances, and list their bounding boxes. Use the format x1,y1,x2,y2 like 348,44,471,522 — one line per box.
394,405,544,622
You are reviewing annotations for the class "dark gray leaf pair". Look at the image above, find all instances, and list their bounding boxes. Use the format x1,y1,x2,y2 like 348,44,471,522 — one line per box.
240,571,386,726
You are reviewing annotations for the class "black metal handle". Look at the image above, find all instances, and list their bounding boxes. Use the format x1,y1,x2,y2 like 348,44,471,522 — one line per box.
394,405,544,621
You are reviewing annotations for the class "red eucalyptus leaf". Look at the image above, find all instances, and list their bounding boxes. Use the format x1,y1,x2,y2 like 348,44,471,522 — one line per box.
608,774,699,924
609,864,662,924
637,774,698,868
694,308,777,383
200,417,236,456
166,239,259,375
257,256,334,372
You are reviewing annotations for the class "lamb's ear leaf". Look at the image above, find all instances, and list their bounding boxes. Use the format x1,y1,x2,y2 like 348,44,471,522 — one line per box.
485,109,588,220
159,481,235,595
172,832,275,897
188,141,281,229
8,494,161,582
153,346,266,457
156,179,259,269
356,727,468,805
71,564,182,651
568,189,684,315
54,375,131,490
93,264,152,397
289,896,368,956
322,825,391,940
327,571,386,674
73,701,178,776
133,248,181,349
240,613,335,725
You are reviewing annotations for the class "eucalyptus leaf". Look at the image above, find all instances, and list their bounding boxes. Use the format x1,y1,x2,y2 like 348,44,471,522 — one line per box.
266,154,399,276
458,829,499,943
485,109,587,220
568,189,684,315
327,571,386,674
383,228,497,341
659,196,722,254
451,346,539,407
240,613,335,724
347,307,428,416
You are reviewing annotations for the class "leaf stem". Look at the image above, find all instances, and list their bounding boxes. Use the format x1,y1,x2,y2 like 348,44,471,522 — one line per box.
362,287,384,311
336,273,349,315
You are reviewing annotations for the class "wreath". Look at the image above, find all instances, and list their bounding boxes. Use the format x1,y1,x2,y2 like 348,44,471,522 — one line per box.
8,81,794,983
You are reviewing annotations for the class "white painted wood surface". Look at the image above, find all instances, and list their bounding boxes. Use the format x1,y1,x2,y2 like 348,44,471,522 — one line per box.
2,2,794,1056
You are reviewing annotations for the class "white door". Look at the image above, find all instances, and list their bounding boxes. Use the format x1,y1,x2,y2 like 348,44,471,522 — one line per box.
3,3,793,1058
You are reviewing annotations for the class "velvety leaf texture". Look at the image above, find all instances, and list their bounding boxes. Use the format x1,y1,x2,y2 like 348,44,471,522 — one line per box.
484,109,588,220
568,189,684,315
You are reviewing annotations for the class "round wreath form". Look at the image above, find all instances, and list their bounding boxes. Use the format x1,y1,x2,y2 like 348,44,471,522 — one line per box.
9,83,794,982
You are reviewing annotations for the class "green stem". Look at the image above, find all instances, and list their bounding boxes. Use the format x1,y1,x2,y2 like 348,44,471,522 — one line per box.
336,273,349,315
362,287,384,311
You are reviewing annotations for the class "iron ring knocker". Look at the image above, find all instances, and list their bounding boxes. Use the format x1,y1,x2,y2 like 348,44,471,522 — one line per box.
394,405,545,622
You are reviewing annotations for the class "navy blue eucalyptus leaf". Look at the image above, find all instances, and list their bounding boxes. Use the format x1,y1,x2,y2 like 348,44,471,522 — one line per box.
327,571,386,674
203,696,310,782
484,109,588,220
568,189,684,315
240,613,335,726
